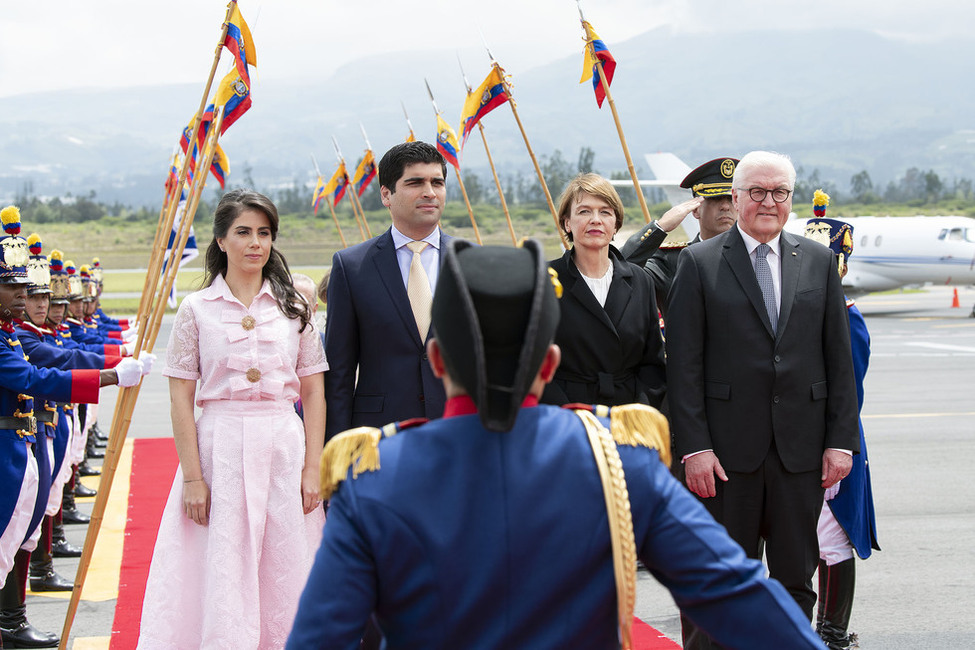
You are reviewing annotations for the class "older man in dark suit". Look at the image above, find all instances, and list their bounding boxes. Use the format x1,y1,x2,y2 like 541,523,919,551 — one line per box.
323,141,452,441
667,151,859,646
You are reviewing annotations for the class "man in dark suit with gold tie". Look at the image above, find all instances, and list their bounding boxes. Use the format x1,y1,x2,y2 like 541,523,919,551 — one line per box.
667,151,859,648
323,141,452,441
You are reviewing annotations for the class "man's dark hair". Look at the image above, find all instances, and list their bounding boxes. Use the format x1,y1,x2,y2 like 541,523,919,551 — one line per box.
378,141,447,193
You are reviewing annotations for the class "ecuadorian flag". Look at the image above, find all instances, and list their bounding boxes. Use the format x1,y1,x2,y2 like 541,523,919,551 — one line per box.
580,21,616,108
352,151,377,197
436,115,461,169
312,176,327,214
223,3,257,84
459,66,508,148
323,163,349,207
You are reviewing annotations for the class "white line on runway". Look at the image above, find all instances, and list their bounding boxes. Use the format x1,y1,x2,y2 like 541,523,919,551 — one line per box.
904,342,975,353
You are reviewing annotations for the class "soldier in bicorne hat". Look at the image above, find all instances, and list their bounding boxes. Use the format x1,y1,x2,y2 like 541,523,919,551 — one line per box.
288,239,826,650
0,207,145,648
621,157,740,318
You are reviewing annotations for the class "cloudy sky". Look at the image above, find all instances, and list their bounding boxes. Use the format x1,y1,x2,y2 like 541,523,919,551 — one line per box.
1,0,972,98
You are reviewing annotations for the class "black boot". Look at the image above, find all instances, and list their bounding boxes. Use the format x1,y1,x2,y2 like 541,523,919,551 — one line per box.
0,550,59,648
74,481,96,498
61,473,90,526
91,421,109,445
817,559,859,650
28,519,73,593
85,433,104,459
51,512,82,558
77,460,100,477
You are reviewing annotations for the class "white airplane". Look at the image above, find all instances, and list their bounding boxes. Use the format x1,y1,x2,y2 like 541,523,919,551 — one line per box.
615,153,975,300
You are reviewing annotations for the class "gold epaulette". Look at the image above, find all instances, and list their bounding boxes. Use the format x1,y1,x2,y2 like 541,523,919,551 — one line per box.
659,241,688,250
319,426,383,500
589,403,671,467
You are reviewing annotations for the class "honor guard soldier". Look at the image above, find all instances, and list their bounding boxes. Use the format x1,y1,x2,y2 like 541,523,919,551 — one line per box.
0,206,145,648
804,192,880,650
288,239,825,649
620,157,740,318
88,257,137,337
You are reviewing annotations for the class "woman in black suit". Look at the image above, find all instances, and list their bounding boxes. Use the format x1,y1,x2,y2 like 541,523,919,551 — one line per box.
542,173,666,408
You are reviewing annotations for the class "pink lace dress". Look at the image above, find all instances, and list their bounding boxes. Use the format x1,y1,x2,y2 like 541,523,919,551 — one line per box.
138,275,328,650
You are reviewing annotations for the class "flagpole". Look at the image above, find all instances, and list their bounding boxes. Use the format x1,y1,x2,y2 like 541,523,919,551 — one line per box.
491,60,568,249
425,79,482,245
458,56,517,245
401,101,416,141
347,184,372,239
312,154,347,248
58,1,237,641
333,137,372,240
579,10,652,224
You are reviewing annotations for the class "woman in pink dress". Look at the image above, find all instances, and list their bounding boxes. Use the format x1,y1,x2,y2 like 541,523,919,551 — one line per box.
138,190,327,649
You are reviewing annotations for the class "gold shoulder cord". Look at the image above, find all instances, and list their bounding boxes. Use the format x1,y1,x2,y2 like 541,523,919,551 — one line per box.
575,409,636,650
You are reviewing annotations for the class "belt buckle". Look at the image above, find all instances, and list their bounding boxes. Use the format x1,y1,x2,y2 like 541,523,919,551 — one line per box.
27,415,37,435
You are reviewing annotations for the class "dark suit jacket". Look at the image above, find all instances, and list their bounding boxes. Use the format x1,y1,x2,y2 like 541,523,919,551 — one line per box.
666,227,858,474
323,228,451,440
542,247,666,408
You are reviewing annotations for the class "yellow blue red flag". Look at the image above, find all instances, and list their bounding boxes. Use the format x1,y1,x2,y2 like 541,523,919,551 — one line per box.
459,66,508,148
205,68,252,134
352,151,377,197
312,176,327,214
223,2,257,84
436,115,461,169
210,143,230,189
580,21,616,108
323,163,349,207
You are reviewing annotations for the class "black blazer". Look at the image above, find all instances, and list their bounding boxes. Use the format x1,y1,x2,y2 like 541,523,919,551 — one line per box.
666,227,859,474
323,228,451,440
542,247,666,408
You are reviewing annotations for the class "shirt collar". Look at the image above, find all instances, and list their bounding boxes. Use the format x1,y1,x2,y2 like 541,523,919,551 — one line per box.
442,394,540,419
737,223,781,258
200,272,274,305
391,225,441,251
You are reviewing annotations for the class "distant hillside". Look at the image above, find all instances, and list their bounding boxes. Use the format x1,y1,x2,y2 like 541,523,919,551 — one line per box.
2,26,974,206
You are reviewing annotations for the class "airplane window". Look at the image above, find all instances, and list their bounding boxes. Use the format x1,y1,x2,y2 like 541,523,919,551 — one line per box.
875,235,882,247
861,235,868,247
965,229,975,243
948,228,963,241
938,229,948,240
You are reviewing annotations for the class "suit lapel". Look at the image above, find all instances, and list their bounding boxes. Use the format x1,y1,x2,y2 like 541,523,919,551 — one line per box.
602,252,633,330
776,231,802,341
722,228,776,338
372,229,423,348
563,251,618,337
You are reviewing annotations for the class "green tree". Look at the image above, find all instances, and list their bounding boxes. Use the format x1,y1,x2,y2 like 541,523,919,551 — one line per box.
577,147,596,174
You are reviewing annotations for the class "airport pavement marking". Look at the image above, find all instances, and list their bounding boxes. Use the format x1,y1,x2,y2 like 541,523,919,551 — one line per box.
863,411,975,419
71,636,110,649
932,322,975,329
29,439,133,602
904,341,975,353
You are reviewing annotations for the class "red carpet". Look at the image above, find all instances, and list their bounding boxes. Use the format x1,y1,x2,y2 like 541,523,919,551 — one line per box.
110,438,678,649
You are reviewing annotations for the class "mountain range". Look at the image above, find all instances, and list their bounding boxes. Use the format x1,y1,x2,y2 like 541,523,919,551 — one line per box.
1,26,973,206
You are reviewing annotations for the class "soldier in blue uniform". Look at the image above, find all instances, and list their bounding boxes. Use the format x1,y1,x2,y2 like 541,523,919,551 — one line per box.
288,239,825,649
0,206,145,648
804,195,880,650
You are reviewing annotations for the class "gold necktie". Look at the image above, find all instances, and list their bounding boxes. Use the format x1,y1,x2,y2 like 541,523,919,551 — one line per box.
406,241,432,340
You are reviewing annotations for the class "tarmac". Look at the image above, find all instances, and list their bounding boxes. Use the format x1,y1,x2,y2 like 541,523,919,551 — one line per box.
27,285,975,649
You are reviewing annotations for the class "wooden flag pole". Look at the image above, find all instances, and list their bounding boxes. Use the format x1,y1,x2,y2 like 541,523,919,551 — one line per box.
454,166,482,244
477,123,517,245
134,168,179,325
343,195,366,242
325,195,348,248
348,186,373,239
494,63,568,249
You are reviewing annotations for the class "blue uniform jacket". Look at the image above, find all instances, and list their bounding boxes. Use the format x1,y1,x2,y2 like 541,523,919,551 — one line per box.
828,302,880,559
288,402,824,650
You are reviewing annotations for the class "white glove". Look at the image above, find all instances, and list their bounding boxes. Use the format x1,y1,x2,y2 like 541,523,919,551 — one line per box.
824,481,841,501
121,342,135,356
137,351,156,376
121,328,138,342
115,357,144,388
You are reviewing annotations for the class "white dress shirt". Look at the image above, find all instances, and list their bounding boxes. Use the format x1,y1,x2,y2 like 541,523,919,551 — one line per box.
391,226,441,293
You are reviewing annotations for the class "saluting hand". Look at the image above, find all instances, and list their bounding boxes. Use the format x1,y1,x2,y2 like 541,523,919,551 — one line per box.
684,450,729,499
656,197,705,233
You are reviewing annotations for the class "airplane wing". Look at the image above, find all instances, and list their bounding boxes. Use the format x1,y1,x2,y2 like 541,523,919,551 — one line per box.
608,153,698,239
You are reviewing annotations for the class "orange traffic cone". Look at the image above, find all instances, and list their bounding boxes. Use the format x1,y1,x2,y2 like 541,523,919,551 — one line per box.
951,288,960,308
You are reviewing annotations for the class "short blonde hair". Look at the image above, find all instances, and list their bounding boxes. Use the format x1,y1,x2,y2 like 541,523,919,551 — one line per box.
556,173,624,242
316,269,331,306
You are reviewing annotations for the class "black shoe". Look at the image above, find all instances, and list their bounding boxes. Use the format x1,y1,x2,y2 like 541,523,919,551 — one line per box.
60,508,90,525
28,569,73,593
91,422,109,442
93,437,108,449
0,621,60,648
85,446,105,459
77,461,100,477
51,538,83,558
74,482,96,498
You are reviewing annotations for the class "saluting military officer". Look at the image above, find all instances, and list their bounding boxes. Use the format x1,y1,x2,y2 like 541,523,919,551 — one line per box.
620,157,740,318
0,206,145,648
288,238,825,649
